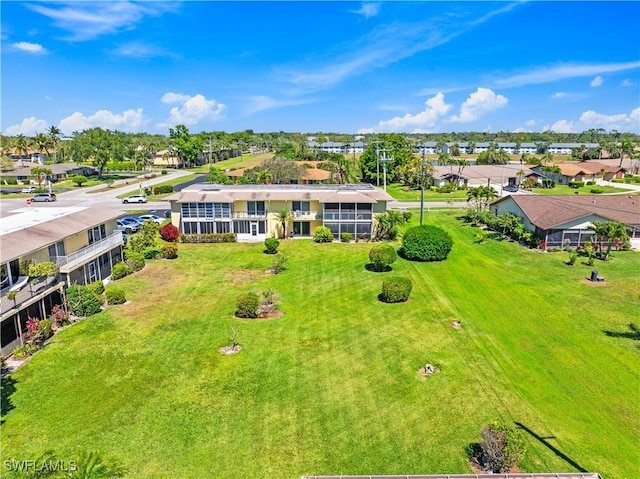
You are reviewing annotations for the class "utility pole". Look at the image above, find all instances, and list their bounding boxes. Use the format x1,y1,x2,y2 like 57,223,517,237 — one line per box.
376,144,380,187
420,148,426,225
381,151,392,191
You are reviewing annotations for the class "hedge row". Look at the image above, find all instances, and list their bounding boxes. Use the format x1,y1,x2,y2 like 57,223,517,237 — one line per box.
180,233,237,243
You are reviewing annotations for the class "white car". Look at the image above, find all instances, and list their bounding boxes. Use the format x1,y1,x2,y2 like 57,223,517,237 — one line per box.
139,214,165,224
122,194,147,204
21,186,36,194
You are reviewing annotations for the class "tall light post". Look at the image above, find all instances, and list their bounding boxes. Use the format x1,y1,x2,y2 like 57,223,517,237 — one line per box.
420,148,426,225
381,152,392,191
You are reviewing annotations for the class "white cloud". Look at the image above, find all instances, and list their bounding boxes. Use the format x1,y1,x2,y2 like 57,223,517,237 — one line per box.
496,61,640,88
545,107,640,134
244,96,315,115
4,117,49,136
552,92,567,99
161,92,226,126
525,119,537,127
590,76,604,87
112,41,173,58
58,108,146,134
621,79,634,87
27,2,179,41
13,41,47,54
449,87,507,123
352,3,381,19
357,92,451,133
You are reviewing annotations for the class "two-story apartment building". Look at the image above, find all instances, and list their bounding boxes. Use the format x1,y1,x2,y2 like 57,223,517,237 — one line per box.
1,207,124,355
166,184,394,241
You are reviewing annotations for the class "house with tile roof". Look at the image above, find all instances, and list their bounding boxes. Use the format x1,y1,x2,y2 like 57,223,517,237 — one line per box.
532,162,625,185
0,207,124,355
490,195,640,249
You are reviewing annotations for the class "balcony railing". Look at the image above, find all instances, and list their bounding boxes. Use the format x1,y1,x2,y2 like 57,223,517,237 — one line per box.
233,211,268,219
54,231,123,273
292,211,318,220
322,213,373,221
1,276,61,318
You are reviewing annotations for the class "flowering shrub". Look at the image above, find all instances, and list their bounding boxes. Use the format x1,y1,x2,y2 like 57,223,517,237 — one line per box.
159,224,180,242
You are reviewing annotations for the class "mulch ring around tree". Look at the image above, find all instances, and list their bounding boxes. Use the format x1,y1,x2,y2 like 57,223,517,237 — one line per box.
417,363,440,377
234,310,284,321
219,345,242,355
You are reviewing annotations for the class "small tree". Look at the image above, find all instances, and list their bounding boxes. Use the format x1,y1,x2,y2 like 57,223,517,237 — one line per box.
381,277,412,303
236,292,259,318
128,221,159,253
72,175,88,186
368,244,397,272
159,223,179,242
275,210,292,239
7,291,17,308
592,221,629,260
271,254,288,274
477,422,527,473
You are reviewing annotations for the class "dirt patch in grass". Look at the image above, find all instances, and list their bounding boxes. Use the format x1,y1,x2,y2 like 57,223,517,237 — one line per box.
219,345,242,355
225,269,262,286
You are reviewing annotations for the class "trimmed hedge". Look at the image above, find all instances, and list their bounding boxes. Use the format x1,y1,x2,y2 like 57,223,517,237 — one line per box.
111,262,133,280
264,237,280,254
236,292,259,318
569,181,584,188
401,224,453,262
369,244,397,272
87,281,105,296
106,287,126,305
381,277,412,303
341,232,353,243
143,246,163,259
180,233,237,243
66,285,103,316
313,226,334,243
125,251,145,271
152,185,174,195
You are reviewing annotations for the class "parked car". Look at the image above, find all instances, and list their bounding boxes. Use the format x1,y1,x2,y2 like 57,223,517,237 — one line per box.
122,194,147,204
503,185,519,193
139,214,164,224
121,216,146,227
31,193,57,202
116,219,139,234
21,186,36,194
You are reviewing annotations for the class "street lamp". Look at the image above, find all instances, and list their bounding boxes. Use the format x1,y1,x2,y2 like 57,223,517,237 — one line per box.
380,152,392,191
420,148,426,225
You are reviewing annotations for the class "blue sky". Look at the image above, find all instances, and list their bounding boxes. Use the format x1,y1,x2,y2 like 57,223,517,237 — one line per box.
2,1,639,137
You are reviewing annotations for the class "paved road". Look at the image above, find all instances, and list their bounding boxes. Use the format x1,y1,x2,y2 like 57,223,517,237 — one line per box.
0,169,193,215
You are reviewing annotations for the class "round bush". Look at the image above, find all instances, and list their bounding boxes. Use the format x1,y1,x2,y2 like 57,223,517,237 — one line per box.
159,223,179,242
110,262,133,280
87,280,105,296
106,287,126,305
66,285,103,316
236,292,259,318
381,277,412,303
401,225,453,261
125,251,145,271
313,226,334,243
264,237,280,254
368,244,397,272
143,246,162,259
161,243,178,259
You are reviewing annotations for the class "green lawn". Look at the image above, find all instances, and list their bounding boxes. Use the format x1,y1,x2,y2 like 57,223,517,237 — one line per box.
386,182,468,201
116,173,200,201
531,184,634,195
2,212,638,478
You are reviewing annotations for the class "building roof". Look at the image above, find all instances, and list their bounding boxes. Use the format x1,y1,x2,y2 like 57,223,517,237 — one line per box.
166,183,393,204
433,164,534,180
4,161,97,176
0,207,121,263
552,162,624,176
493,195,640,230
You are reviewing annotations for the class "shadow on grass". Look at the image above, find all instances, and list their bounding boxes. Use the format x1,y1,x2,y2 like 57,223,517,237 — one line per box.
1,374,17,424
364,263,392,273
514,421,588,472
604,323,640,342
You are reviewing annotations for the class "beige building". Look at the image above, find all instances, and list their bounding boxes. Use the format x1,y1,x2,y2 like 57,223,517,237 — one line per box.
166,183,393,241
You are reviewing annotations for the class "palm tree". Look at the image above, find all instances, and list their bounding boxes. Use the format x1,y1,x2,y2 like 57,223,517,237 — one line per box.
31,166,53,190
255,170,273,185
14,134,29,167
620,139,635,167
275,209,292,239
33,132,51,159
47,125,62,162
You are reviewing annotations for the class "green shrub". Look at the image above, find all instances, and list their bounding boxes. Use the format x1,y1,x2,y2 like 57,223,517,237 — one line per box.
142,246,163,259
71,175,88,186
179,233,237,243
125,251,145,271
27,261,58,278
161,169,168,175
106,287,126,305
161,243,178,259
381,277,412,303
569,181,584,188
271,254,288,274
341,232,353,242
368,244,397,272
264,237,280,254
586,180,596,186
236,292,259,318
401,224,453,261
313,226,334,243
590,187,604,194
110,262,133,280
402,211,413,223
38,318,53,339
6,178,18,185
87,281,105,296
478,421,527,473
66,285,103,316
13,344,37,358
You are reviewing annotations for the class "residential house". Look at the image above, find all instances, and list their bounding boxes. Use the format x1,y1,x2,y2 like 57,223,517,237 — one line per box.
1,207,125,355
532,161,625,185
547,143,599,155
490,195,640,249
166,183,393,241
1,161,98,185
224,162,332,185
152,149,183,168
430,164,541,188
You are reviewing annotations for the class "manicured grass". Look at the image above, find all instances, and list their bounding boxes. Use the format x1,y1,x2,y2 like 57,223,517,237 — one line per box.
386,182,468,201
2,213,638,478
531,184,634,195
117,173,199,200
